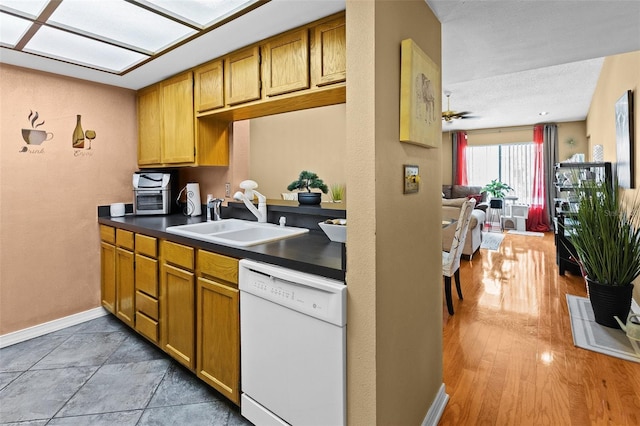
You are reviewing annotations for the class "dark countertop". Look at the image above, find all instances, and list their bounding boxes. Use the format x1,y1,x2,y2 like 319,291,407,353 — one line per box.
98,205,346,281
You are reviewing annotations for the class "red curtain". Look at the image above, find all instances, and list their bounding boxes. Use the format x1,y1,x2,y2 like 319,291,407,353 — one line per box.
455,131,468,185
527,125,551,231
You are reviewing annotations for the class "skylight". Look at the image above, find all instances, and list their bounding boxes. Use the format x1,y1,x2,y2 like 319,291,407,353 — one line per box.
0,0,268,74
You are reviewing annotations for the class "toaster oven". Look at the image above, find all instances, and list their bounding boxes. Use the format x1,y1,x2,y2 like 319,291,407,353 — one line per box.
133,172,174,215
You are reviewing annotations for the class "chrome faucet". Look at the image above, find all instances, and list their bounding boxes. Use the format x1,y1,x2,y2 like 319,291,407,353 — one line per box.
233,180,267,223
207,197,223,221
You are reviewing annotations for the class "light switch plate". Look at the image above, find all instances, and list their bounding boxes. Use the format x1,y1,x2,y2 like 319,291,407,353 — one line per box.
404,165,419,194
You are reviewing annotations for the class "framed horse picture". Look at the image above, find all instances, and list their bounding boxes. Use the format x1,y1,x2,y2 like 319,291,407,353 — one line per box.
399,39,441,148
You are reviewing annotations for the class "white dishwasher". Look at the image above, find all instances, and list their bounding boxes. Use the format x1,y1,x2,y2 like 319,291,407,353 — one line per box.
239,259,347,426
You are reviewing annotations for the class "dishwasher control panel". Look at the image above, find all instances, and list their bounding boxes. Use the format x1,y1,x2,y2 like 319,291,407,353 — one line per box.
239,259,346,326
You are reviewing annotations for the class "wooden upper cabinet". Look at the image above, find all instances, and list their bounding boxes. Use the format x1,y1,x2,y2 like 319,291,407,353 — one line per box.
161,71,195,164
225,46,261,106
137,84,162,165
312,16,346,87
194,60,224,113
263,29,309,97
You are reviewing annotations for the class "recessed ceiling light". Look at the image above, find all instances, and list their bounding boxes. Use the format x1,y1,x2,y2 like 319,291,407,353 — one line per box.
539,111,549,116
0,0,266,75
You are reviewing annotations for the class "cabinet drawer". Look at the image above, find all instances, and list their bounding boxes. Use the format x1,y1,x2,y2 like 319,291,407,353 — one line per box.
135,254,158,297
116,229,134,250
135,234,157,258
197,250,238,285
136,290,159,320
100,225,115,244
162,240,194,270
136,312,159,342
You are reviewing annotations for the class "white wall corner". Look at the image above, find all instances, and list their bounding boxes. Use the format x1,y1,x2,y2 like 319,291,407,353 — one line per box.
421,383,449,426
0,307,109,348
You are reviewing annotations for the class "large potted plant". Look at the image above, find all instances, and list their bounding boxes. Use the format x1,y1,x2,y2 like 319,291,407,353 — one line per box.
481,179,513,209
287,171,328,205
567,179,640,328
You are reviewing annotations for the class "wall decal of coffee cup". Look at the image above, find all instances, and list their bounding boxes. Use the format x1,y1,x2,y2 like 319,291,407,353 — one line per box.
22,128,54,145
21,110,54,148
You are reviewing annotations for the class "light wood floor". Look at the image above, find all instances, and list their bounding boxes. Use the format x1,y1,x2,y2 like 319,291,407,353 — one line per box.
440,232,640,426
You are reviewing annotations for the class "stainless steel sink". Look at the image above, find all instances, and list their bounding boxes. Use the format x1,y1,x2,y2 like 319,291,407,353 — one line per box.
165,219,309,247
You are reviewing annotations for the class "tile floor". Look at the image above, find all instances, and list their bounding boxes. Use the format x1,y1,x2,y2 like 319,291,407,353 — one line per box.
0,315,252,425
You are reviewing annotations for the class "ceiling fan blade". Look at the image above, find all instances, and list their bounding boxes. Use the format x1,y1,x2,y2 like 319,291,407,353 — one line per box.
442,94,476,121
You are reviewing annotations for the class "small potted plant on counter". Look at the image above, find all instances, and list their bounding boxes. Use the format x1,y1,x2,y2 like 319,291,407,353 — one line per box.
287,170,328,205
330,183,346,203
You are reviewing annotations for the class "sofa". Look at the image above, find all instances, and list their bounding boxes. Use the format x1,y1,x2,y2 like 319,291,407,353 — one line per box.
442,185,488,208
442,185,487,258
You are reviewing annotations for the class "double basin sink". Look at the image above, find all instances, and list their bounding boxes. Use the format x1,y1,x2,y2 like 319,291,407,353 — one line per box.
166,219,309,247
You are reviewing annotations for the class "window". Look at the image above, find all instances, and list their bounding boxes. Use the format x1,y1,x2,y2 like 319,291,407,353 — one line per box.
466,142,535,205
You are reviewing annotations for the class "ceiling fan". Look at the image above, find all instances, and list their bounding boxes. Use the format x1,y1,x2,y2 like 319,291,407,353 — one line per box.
442,93,473,122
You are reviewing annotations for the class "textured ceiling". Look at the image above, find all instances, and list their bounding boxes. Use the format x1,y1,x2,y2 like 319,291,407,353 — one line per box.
430,0,640,131
2,0,639,132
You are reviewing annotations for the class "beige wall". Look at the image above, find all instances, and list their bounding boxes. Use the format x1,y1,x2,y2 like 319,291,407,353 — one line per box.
0,64,138,334
185,105,345,204
249,104,346,201
181,121,250,204
441,121,588,184
346,1,443,424
585,50,640,300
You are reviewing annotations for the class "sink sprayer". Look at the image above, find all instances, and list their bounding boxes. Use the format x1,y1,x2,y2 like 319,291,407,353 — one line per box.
234,180,267,223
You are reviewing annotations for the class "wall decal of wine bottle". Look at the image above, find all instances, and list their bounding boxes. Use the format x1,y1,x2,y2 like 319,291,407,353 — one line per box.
72,114,97,150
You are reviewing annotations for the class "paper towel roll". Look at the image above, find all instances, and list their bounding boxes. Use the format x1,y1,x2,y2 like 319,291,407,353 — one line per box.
186,183,202,216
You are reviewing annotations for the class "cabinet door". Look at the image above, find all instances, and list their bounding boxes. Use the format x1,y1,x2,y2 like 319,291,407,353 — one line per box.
225,46,261,106
312,17,346,87
115,247,135,327
161,71,195,164
263,29,309,97
194,60,224,113
196,277,240,404
100,242,116,313
137,84,162,165
161,263,195,369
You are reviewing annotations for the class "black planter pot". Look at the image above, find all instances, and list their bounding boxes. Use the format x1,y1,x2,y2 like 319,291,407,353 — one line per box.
586,277,634,329
297,192,322,205
489,198,503,209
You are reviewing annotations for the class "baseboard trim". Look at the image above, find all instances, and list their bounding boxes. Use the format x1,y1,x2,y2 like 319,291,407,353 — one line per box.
421,383,449,426
0,307,109,348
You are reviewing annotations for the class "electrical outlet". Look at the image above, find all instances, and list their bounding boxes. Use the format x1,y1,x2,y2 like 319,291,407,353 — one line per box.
225,183,231,198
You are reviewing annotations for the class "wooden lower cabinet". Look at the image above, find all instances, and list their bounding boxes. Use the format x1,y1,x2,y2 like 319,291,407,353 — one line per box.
101,228,241,405
100,241,116,313
100,225,116,313
161,241,195,370
196,276,240,404
135,234,159,342
115,247,135,327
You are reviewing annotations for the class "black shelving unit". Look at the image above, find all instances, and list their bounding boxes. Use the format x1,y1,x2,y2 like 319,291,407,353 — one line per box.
553,162,612,275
